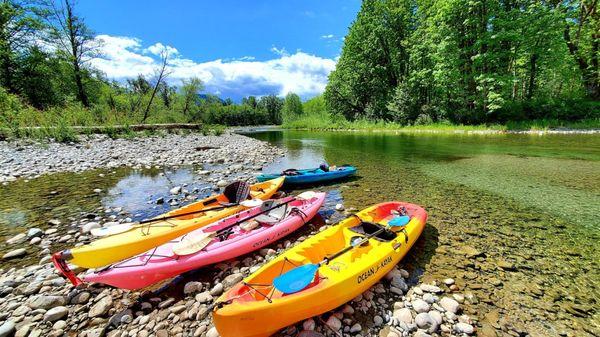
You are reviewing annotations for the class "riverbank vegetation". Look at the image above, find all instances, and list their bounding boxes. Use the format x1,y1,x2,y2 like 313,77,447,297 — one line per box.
0,0,289,141
315,0,599,128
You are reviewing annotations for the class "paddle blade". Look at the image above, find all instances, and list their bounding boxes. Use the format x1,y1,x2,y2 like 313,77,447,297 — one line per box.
389,215,410,227
172,232,217,256
273,263,319,294
90,223,133,237
240,199,263,208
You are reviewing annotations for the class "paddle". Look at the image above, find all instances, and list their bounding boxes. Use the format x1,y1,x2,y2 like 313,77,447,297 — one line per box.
171,196,298,255
273,215,411,294
90,200,261,238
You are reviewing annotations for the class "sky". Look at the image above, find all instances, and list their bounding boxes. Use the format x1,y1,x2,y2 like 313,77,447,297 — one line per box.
77,0,361,101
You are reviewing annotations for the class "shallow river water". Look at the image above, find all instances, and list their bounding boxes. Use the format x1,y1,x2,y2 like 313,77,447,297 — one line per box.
246,130,600,337
0,130,598,337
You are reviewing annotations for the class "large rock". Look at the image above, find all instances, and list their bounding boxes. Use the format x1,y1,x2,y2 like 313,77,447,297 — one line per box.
44,306,69,321
415,312,438,333
222,273,243,289
6,233,27,244
89,295,113,317
393,308,413,324
2,248,26,259
440,297,460,314
27,228,44,238
412,299,430,313
81,222,100,233
454,322,474,334
28,295,66,310
391,276,408,292
0,321,15,337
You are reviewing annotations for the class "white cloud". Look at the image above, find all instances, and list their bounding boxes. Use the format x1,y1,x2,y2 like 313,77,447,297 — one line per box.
321,34,335,39
91,35,336,99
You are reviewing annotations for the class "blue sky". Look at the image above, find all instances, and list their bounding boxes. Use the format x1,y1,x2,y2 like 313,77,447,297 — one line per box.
79,0,361,100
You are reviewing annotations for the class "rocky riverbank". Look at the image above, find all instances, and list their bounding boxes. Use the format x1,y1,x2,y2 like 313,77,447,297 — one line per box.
0,131,281,183
0,131,481,337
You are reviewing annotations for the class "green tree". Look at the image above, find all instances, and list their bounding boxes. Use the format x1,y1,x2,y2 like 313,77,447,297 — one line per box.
258,94,283,124
180,77,203,119
282,92,303,119
0,0,43,93
45,0,97,107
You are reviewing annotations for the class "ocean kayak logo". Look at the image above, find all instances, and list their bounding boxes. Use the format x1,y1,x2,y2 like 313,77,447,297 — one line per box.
252,228,290,248
357,256,393,284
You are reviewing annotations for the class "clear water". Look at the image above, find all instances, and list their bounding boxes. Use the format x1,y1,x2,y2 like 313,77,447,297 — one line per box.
248,130,600,337
0,131,598,336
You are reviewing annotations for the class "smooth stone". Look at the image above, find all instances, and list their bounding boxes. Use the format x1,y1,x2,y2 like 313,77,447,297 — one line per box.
82,222,101,233
302,318,315,330
391,276,408,292
412,299,430,313
216,180,228,187
89,296,112,317
393,308,413,324
184,281,203,295
6,233,27,244
210,283,224,296
222,273,243,289
443,278,455,286
43,306,69,322
0,321,15,337
430,310,443,325
350,323,362,333
373,315,384,326
28,295,66,310
440,297,460,314
195,291,213,304
454,322,474,334
3,248,27,259
170,186,182,194
326,316,341,331
335,203,344,211
420,284,443,293
27,228,44,238
206,327,220,337
415,312,438,333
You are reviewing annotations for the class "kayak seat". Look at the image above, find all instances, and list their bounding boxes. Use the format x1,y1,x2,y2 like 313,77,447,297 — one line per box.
349,222,396,242
223,181,251,204
255,202,290,224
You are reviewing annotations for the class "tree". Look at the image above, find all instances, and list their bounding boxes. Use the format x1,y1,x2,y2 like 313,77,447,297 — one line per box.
258,94,283,124
562,0,599,99
141,48,170,122
282,92,303,119
242,96,258,109
180,77,203,118
0,0,43,93
45,0,97,107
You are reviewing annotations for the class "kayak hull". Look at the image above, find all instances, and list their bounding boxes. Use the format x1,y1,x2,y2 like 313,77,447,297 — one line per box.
257,166,356,185
84,192,326,289
62,177,284,269
213,201,427,337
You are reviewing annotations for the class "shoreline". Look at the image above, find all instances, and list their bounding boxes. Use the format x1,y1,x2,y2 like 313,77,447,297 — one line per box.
0,132,481,337
279,127,600,135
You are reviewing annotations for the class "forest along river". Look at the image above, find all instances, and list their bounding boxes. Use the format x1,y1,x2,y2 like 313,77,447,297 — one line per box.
245,130,600,337
0,131,598,337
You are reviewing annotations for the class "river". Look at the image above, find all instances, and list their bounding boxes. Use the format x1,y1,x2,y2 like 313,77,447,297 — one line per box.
0,130,598,336
245,130,599,337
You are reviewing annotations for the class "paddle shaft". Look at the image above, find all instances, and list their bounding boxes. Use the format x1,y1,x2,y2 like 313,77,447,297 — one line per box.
139,203,236,225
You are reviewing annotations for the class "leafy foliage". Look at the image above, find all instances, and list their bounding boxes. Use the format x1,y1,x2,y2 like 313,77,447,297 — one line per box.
325,0,599,125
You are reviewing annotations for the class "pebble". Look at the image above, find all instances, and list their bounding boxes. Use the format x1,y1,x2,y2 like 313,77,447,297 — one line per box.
454,322,475,334
2,248,27,259
335,203,344,211
6,233,27,244
88,296,112,317
216,180,228,187
415,312,438,332
303,318,315,330
412,299,430,313
210,283,224,296
43,306,69,322
206,327,220,337
0,321,15,337
326,316,342,331
393,308,413,324
440,297,460,314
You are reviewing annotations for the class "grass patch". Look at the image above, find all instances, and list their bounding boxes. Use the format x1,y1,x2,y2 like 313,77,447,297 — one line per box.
283,112,598,133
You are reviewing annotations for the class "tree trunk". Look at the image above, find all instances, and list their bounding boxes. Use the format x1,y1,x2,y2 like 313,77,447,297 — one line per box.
73,60,89,107
564,26,599,100
526,53,537,100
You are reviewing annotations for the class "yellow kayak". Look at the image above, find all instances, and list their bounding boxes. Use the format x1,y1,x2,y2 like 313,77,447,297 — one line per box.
213,201,427,337
53,177,284,272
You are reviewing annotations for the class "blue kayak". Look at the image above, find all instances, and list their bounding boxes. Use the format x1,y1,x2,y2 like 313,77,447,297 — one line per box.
257,165,357,185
